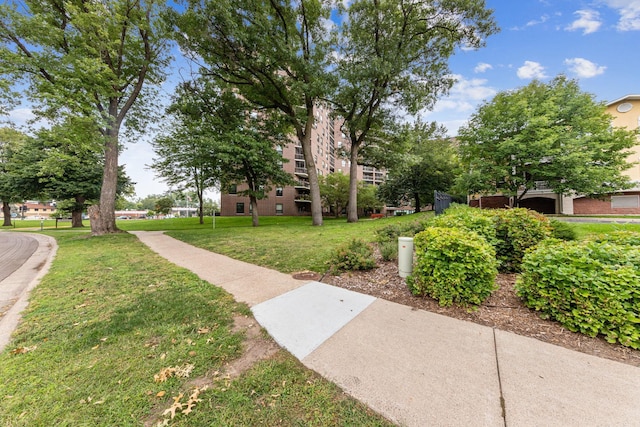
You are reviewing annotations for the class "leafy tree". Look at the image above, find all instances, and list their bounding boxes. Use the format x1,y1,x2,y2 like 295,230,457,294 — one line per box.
155,197,173,215
456,76,638,205
151,81,223,225
319,172,350,218
332,0,498,222
357,182,383,215
152,79,293,226
9,118,133,227
0,0,171,235
377,122,458,210
170,0,336,226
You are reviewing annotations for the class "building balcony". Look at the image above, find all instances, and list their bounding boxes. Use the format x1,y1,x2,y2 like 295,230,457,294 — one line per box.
294,180,310,190
294,194,312,202
295,167,308,177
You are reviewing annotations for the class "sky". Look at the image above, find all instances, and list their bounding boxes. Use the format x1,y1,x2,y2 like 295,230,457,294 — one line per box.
6,0,640,199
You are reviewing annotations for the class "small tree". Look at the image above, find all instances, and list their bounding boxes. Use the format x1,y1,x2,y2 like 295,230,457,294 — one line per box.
319,172,350,218
457,76,638,204
155,197,173,216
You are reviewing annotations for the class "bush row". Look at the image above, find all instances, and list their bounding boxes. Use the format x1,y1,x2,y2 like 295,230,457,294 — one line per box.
517,237,640,349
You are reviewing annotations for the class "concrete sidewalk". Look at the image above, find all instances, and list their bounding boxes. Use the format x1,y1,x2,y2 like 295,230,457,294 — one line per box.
132,231,640,427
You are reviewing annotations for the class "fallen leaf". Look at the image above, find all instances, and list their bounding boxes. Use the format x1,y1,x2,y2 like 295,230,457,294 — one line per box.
156,391,166,397
197,328,210,334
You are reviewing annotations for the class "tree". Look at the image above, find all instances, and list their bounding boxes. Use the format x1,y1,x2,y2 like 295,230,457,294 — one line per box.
319,172,350,218
170,0,337,226
151,82,223,225
0,0,171,235
377,122,458,210
332,0,498,223
152,79,293,226
9,118,133,227
155,197,173,216
456,76,638,205
357,182,383,215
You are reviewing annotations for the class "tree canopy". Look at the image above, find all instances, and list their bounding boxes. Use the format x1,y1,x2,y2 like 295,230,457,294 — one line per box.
170,0,335,226
376,122,458,210
0,0,171,234
456,76,638,204
332,0,498,222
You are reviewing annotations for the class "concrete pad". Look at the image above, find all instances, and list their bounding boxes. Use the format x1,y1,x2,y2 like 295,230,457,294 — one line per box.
131,231,306,306
495,329,640,427
303,299,504,427
0,233,57,352
251,281,376,359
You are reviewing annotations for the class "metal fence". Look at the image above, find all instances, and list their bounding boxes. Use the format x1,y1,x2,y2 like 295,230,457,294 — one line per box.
434,190,452,215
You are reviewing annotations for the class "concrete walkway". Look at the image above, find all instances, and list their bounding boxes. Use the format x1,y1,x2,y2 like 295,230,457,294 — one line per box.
0,232,57,352
132,231,640,427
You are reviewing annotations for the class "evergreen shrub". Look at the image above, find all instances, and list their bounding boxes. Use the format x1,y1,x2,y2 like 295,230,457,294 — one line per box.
408,227,498,307
516,240,640,349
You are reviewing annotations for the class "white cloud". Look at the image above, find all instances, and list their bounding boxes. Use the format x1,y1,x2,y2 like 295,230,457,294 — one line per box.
517,61,547,79
526,14,550,28
603,0,640,31
474,62,493,73
564,58,606,78
565,10,602,34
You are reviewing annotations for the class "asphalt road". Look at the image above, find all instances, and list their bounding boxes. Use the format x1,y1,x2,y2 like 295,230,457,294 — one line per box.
0,233,38,282
0,232,57,351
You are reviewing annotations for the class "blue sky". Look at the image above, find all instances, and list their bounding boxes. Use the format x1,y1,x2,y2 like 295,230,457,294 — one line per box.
424,0,640,135
6,0,640,198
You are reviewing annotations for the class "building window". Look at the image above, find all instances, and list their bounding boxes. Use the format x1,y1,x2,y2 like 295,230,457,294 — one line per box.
276,203,283,214
276,187,283,197
229,184,237,195
611,195,639,209
236,203,244,214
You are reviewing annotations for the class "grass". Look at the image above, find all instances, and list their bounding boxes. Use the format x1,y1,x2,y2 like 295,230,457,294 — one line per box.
0,229,392,426
119,214,432,273
564,222,640,240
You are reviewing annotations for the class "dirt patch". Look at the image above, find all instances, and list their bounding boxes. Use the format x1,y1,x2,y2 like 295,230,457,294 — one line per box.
143,314,280,426
322,251,640,368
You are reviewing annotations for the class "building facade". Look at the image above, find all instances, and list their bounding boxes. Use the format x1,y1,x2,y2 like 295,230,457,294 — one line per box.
220,105,386,217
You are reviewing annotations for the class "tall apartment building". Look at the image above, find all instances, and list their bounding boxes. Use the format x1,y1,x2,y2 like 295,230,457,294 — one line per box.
219,104,385,216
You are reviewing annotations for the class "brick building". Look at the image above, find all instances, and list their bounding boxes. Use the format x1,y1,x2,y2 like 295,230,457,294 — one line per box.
220,104,385,217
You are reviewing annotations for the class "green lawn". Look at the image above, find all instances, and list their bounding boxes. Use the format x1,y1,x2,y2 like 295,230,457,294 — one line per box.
0,228,393,426
119,214,432,273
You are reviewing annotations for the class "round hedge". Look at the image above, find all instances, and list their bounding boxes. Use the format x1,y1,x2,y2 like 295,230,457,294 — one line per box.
408,227,498,307
516,239,640,349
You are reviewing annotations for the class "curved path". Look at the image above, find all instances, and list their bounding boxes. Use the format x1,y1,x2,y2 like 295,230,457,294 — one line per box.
0,232,57,351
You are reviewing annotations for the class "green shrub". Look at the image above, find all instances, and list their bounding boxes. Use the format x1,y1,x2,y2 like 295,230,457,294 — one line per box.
549,219,577,241
375,220,428,261
589,230,640,246
329,238,377,272
492,208,552,272
516,240,640,349
408,227,498,308
427,205,498,246
378,240,398,262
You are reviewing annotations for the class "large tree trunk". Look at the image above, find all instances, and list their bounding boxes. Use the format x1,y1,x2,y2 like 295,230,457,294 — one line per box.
91,129,120,235
298,116,323,226
71,195,85,228
2,201,11,226
413,192,421,213
347,141,360,223
250,195,259,227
